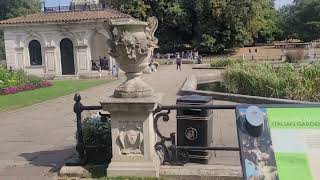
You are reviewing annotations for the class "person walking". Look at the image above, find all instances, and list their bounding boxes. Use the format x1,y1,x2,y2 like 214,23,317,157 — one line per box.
112,65,119,79
176,54,182,71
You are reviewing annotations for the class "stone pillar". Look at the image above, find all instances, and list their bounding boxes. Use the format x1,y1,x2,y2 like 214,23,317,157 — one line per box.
101,96,160,177
75,45,90,78
100,17,160,177
44,46,57,79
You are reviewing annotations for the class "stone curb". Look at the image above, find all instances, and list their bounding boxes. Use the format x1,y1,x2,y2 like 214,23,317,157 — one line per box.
192,64,226,69
59,165,106,178
160,165,242,180
58,164,242,180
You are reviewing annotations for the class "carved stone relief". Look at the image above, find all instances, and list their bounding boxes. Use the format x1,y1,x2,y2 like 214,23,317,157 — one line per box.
74,31,88,45
145,17,158,47
14,35,23,50
42,33,56,47
118,121,144,155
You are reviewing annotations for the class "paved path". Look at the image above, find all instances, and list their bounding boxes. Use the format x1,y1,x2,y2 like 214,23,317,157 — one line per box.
0,64,239,179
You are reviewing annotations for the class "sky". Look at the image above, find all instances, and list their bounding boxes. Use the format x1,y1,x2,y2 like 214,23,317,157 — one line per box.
45,0,69,6
45,0,294,8
275,0,294,9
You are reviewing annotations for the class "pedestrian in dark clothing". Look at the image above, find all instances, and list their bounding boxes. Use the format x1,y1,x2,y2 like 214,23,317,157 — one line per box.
176,54,182,71
99,56,103,69
103,57,109,70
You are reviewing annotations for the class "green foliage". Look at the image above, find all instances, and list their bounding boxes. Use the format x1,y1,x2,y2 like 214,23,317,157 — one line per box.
0,67,48,89
0,67,29,88
278,0,320,41
223,63,320,102
103,0,150,20
210,59,243,68
0,0,41,60
285,49,306,63
82,116,112,146
105,0,277,53
0,0,41,20
26,75,43,86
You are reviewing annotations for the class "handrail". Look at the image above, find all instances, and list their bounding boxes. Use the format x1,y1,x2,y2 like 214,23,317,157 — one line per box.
43,3,108,13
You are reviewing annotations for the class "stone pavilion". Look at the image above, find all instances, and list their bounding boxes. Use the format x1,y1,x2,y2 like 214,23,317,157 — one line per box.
0,7,132,78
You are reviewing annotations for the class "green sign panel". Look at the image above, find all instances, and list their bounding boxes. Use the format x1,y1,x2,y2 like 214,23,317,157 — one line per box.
267,108,320,180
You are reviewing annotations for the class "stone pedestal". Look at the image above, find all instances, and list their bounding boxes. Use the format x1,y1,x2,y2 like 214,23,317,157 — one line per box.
101,95,161,177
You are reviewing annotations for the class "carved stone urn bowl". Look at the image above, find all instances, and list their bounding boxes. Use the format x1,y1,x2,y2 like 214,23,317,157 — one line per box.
107,18,158,98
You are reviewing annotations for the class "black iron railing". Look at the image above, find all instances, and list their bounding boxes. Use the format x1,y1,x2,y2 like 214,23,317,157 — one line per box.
153,103,320,166
73,93,109,163
43,3,109,13
153,104,240,166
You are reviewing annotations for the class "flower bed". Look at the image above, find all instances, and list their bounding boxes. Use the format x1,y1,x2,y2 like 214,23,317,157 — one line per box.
1,81,53,95
0,67,53,95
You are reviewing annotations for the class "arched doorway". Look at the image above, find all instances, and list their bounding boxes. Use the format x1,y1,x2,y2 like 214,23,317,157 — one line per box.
60,38,75,75
28,40,43,66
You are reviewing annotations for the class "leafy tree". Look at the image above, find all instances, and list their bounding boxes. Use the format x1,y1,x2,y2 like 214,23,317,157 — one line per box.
250,0,278,43
0,0,41,60
293,0,320,41
185,0,277,52
0,0,41,20
278,0,320,41
277,5,297,40
102,0,150,20
105,0,278,53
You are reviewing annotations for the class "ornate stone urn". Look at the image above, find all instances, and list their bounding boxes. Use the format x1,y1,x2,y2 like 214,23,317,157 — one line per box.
102,17,160,177
106,17,158,98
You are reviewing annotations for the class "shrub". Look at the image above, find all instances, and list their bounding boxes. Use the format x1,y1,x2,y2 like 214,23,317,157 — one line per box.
223,63,320,102
27,75,43,86
82,116,112,147
210,59,243,68
80,114,112,164
285,49,306,63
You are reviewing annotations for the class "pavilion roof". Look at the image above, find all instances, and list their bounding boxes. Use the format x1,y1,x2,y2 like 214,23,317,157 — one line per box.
0,10,132,26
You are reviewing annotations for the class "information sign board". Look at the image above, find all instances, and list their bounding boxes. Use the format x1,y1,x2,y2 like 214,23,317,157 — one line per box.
236,106,320,180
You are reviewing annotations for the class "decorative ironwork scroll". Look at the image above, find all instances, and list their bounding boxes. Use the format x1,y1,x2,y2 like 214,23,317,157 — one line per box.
153,105,189,166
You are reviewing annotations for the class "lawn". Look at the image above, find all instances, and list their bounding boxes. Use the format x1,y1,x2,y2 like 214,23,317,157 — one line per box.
97,177,161,180
0,79,113,112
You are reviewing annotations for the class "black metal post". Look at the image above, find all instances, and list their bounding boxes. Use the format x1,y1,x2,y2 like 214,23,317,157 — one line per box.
73,93,85,159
